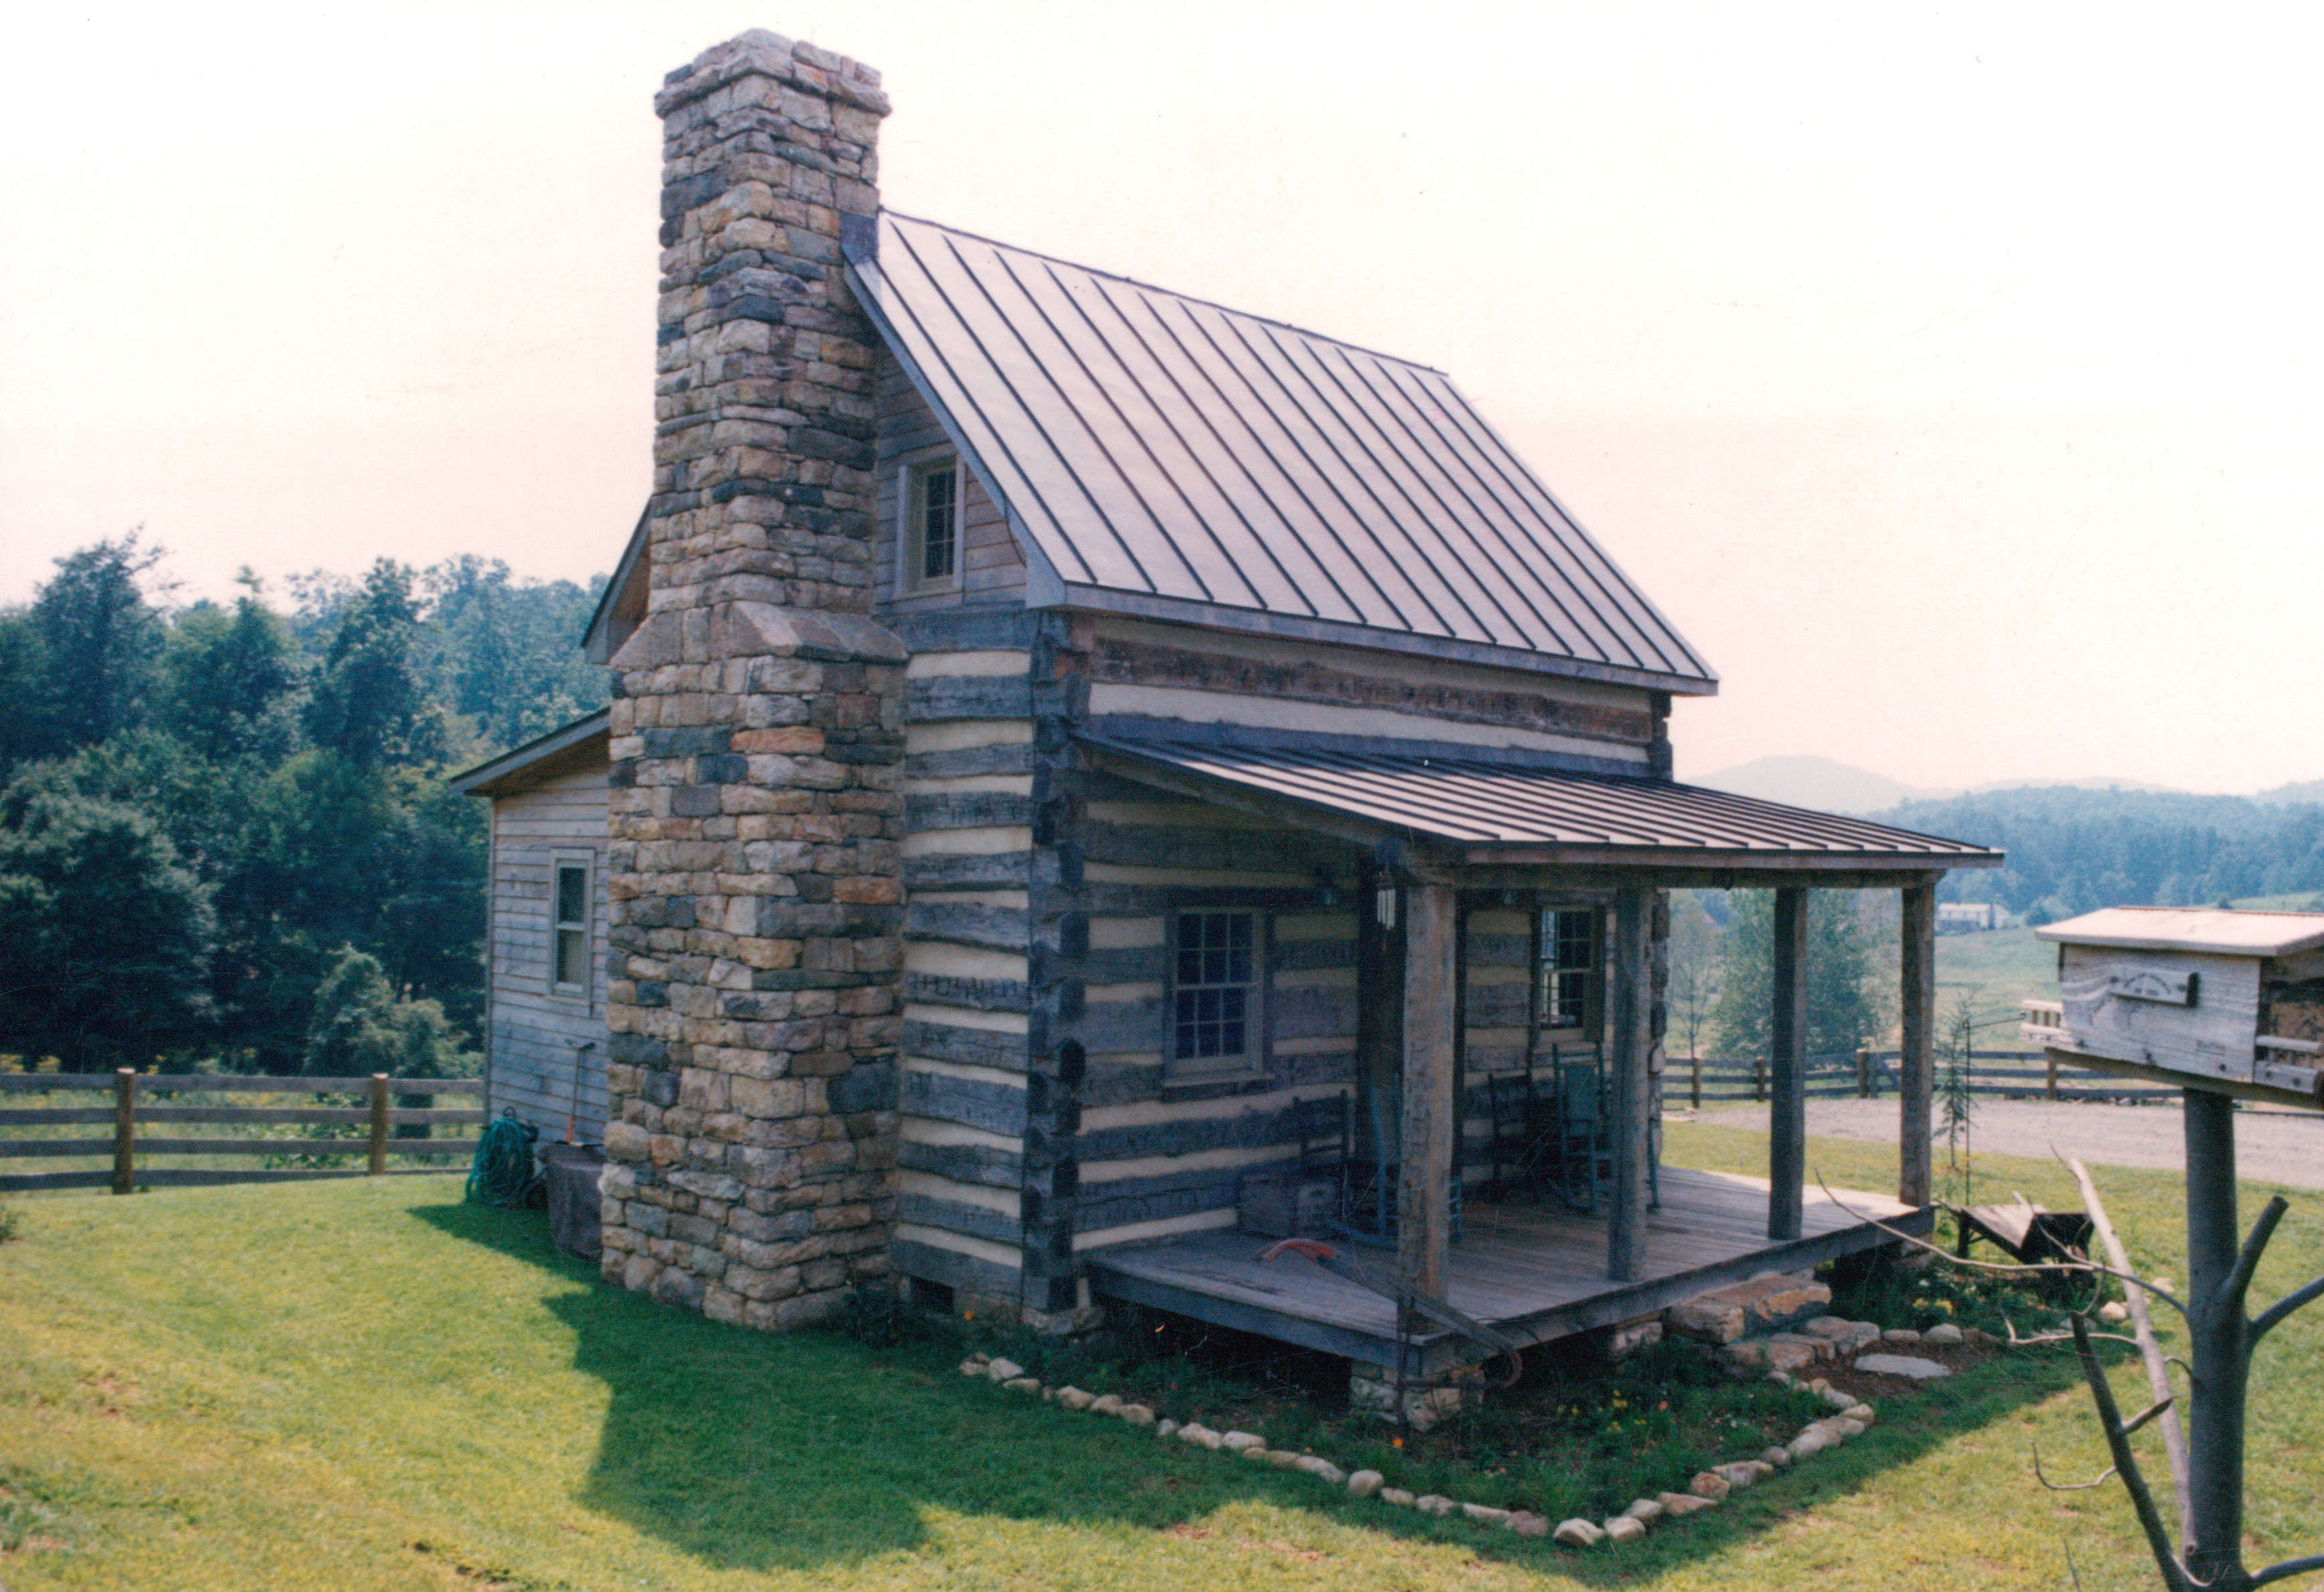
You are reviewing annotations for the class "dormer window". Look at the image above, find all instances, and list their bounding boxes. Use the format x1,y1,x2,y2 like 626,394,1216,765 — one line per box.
902,458,960,593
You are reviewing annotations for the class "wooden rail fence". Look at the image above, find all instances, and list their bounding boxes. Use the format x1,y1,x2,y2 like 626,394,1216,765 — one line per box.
1674,1048,2179,1110
0,1071,486,1195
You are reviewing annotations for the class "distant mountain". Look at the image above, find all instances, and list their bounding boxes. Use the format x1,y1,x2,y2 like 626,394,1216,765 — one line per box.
1688,756,1958,814
1970,775,2182,796
1689,756,2202,813
2256,779,2324,806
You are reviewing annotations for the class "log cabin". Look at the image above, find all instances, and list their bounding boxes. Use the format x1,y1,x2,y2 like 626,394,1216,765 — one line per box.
454,29,2002,1416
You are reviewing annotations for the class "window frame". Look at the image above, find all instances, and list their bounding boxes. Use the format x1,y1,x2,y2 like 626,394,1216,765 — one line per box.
897,453,964,596
549,851,594,1007
1164,907,1271,1084
1537,904,1603,1039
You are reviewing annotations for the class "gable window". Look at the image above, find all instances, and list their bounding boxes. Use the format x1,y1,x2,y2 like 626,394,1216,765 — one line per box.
901,458,960,592
1539,907,1599,1033
552,856,592,1000
1170,910,1264,1079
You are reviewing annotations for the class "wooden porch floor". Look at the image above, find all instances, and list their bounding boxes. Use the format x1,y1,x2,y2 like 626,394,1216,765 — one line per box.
1085,1166,1930,1373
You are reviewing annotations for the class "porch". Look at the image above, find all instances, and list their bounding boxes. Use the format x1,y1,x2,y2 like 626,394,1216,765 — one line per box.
1075,732,2005,1369
1087,1165,1931,1375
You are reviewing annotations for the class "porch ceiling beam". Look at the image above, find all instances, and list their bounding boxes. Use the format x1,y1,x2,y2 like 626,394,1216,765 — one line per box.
1900,880,1939,1207
1769,888,1809,1241
1607,886,1654,1282
1398,881,1458,1323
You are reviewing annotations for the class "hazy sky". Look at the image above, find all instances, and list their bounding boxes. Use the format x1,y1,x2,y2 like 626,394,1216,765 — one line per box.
5,2,2320,794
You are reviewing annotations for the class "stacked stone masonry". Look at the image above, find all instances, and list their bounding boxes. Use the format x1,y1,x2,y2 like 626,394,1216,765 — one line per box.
599,31,906,1330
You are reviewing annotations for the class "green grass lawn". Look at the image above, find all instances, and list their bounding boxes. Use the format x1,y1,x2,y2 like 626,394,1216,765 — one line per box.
1,1142,2319,1591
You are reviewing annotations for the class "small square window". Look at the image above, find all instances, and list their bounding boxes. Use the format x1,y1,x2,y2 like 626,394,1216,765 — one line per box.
1170,910,1263,1077
901,458,960,593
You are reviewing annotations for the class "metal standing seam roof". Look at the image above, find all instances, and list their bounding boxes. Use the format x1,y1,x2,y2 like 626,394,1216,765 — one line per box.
845,213,1718,694
1083,735,2005,866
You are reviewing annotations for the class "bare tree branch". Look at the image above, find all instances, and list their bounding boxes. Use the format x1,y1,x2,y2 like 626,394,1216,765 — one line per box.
2249,1271,2324,1344
1815,1175,2190,1315
2119,1396,2176,1438
2220,1196,2290,1315
2250,1553,2324,1589
2067,1154,2192,1545
2070,1313,2198,1592
2031,1442,2117,1492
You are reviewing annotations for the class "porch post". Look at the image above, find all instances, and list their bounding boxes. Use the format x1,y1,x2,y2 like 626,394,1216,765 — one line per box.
1398,880,1457,1314
1767,888,1808,1239
1607,886,1653,1281
1898,880,1938,1206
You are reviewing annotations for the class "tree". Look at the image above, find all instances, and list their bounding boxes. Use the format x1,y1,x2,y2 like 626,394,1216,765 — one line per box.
303,561,441,771
421,556,608,755
156,582,301,763
301,946,480,1079
0,781,215,1071
1709,890,1886,1061
29,533,170,753
0,533,170,776
1666,890,1724,1062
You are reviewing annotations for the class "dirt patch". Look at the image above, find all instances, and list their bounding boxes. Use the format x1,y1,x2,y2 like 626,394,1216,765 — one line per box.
1821,1338,2003,1404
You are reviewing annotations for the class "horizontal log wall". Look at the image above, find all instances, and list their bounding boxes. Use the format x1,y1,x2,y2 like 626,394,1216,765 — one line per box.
1084,614,1658,765
1057,766,1368,1259
487,767,612,1144
886,610,1041,1298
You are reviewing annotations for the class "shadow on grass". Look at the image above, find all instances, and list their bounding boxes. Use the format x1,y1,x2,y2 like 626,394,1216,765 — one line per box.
412,1199,2087,1581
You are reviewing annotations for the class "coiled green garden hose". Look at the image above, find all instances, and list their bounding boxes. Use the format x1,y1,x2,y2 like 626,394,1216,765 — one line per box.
467,1110,540,1207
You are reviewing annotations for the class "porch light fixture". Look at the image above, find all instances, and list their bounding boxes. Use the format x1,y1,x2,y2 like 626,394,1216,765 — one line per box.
1311,866,1343,911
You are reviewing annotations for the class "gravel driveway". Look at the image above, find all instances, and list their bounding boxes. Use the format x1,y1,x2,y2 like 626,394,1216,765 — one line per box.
1688,1097,2324,1192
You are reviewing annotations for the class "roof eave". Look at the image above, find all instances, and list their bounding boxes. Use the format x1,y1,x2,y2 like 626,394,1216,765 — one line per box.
1052,583,1718,696
449,709,614,797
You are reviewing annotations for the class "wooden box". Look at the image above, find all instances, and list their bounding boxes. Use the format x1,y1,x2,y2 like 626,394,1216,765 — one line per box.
2024,908,2324,1102
1237,1172,1341,1238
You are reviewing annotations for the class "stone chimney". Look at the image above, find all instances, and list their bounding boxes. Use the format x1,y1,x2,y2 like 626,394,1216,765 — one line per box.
597,31,906,1330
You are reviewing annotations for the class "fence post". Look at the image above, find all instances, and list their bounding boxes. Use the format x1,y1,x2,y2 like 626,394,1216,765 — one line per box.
1753,1055,1767,1102
2045,1051,2059,1102
1690,1052,1702,1111
112,1068,136,1195
1856,1047,1871,1099
368,1075,390,1176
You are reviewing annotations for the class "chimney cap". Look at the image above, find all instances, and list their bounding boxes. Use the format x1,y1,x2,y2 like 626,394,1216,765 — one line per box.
656,29,889,119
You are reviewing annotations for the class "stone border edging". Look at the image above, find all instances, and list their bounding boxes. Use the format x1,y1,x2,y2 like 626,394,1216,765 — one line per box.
950,1332,1919,1549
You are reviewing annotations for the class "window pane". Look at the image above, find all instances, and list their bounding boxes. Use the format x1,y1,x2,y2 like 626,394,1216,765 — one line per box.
556,865,587,926
920,467,956,580
1543,909,1595,1029
555,928,587,988
1174,912,1257,1065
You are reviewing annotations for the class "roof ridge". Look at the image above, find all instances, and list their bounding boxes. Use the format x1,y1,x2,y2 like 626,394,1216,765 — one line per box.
877,209,1450,377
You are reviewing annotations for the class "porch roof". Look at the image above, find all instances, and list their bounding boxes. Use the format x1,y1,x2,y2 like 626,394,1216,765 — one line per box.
1081,733,2003,880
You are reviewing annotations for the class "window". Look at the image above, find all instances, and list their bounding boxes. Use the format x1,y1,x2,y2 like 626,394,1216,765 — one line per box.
901,458,960,592
1540,908,1598,1033
1170,910,1264,1077
552,857,592,999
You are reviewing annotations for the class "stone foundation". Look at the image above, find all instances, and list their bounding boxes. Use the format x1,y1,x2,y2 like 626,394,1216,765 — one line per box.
1350,1361,1469,1432
598,30,903,1329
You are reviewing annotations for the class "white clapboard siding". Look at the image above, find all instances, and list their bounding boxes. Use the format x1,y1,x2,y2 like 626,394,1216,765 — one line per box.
487,767,610,1144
